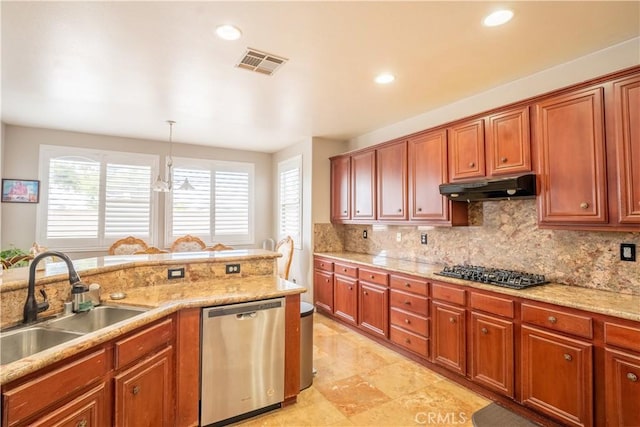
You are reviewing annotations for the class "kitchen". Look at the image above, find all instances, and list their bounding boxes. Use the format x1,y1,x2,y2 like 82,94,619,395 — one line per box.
1,2,640,427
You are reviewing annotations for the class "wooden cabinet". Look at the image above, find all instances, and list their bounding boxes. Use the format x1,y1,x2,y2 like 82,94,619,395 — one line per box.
389,274,429,358
432,301,466,376
377,140,407,220
535,86,608,225
357,267,389,338
408,130,468,226
330,155,351,222
521,325,593,427
333,262,358,325
114,346,173,427
351,150,376,221
29,383,108,427
486,106,531,176
313,259,334,314
448,118,485,181
612,74,640,224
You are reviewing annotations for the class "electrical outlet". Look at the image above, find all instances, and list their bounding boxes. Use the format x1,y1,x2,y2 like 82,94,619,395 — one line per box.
167,267,185,279
621,243,636,262
421,233,427,245
363,230,368,239
225,264,241,274
396,232,402,242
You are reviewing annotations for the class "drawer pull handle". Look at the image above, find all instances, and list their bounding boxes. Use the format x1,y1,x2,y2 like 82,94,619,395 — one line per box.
563,353,572,361
548,316,557,324
404,318,411,324
77,420,88,427
343,268,347,272
132,385,140,395
404,282,411,287
580,202,589,209
404,300,411,305
370,275,375,279
449,317,456,324
481,327,488,335
627,373,638,382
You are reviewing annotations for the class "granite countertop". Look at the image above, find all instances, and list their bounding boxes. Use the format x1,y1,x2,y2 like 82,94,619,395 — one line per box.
0,275,305,385
315,252,640,322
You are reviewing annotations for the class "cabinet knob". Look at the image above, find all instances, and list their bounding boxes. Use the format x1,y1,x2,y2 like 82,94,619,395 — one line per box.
348,286,353,291
580,202,589,209
627,372,638,382
500,157,508,163
417,208,422,212
397,208,402,212
370,275,375,279
449,317,456,324
481,327,488,335
469,162,475,168
364,291,369,296
132,385,140,395
563,353,572,361
343,210,347,214
356,210,360,213
548,316,557,324
343,268,347,272
77,420,88,427
405,338,411,344
404,318,411,324
404,282,411,288
403,300,411,305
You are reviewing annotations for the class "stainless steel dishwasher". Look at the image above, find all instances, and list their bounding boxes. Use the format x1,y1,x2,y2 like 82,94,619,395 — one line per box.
200,298,285,426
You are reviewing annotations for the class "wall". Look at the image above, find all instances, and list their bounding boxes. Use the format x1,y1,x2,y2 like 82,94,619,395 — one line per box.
316,200,640,295
1,125,273,257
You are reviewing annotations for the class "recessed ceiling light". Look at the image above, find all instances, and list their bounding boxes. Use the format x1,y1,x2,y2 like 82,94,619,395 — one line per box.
215,24,242,41
483,10,514,27
375,73,395,84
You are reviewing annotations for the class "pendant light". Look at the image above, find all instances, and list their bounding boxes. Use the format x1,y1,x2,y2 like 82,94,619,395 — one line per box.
152,120,195,192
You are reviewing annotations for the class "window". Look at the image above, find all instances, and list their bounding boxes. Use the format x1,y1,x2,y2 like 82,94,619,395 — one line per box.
166,158,254,245
37,145,158,250
278,155,301,249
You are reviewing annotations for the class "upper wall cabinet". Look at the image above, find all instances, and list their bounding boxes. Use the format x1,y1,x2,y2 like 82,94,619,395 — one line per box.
448,118,486,181
330,155,351,222
613,74,640,225
377,140,408,221
486,107,531,176
351,149,376,221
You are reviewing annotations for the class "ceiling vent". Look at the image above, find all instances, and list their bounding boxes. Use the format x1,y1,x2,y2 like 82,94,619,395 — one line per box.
236,48,288,76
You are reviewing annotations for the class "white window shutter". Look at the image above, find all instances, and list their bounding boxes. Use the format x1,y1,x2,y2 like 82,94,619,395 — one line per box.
278,156,302,249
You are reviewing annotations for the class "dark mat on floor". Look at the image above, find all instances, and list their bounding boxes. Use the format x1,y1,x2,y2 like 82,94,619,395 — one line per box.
472,403,539,427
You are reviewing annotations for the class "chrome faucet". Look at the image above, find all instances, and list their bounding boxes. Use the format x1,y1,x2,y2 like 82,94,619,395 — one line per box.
24,250,87,324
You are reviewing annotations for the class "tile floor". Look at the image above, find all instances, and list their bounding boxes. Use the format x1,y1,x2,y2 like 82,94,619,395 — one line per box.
237,313,492,426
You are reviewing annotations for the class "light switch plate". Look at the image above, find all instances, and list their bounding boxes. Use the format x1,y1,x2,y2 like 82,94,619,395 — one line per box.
621,243,636,262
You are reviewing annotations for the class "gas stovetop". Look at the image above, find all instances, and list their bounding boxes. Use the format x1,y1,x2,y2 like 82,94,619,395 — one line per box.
435,265,547,290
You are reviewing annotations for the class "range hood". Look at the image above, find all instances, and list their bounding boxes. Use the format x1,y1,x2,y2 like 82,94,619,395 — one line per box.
439,173,536,202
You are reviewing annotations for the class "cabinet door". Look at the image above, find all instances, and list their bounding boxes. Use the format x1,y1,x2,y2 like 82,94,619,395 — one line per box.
486,106,531,176
358,282,389,338
409,130,454,222
377,140,407,220
604,348,640,427
521,326,593,427
313,270,334,313
470,312,514,398
448,118,485,181
351,150,376,220
330,156,351,222
30,383,108,427
535,87,608,224
613,74,640,224
114,346,174,427
334,275,358,325
432,301,466,376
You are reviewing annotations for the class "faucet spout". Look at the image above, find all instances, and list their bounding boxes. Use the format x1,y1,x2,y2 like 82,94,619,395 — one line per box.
24,251,83,324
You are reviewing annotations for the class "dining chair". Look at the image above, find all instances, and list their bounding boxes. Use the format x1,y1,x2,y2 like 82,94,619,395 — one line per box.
170,235,206,252
108,236,149,255
205,243,234,251
275,236,294,280
134,246,169,254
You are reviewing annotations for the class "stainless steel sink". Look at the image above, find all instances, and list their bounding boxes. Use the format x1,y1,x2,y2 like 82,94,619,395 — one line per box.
46,305,148,333
0,327,84,365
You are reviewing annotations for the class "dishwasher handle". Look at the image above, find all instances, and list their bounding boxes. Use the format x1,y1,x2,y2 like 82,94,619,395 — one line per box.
236,312,257,319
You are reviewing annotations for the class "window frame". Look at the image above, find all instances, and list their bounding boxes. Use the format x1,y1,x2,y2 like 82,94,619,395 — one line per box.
277,155,302,250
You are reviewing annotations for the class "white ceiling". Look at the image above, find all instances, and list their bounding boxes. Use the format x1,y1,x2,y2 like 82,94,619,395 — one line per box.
2,1,639,153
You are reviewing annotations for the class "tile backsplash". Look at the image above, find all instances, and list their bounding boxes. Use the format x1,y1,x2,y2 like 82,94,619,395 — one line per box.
314,199,640,295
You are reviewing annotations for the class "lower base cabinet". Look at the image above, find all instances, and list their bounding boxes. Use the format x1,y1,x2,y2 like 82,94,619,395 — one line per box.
358,282,389,338
334,275,358,325
30,383,108,427
604,348,640,427
432,301,466,376
521,325,593,427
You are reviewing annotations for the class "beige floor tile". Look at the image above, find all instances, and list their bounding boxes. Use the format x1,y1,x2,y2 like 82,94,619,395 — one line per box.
361,359,446,399
347,398,421,426
314,374,392,417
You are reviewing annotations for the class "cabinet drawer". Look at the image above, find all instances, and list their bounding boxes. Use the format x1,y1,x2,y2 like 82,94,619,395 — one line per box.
359,267,389,286
605,322,640,353
390,308,428,337
432,282,465,306
470,292,514,319
390,289,428,316
334,262,357,278
3,350,107,427
390,325,429,358
29,382,107,427
314,259,334,272
521,304,593,339
390,275,428,296
115,318,174,370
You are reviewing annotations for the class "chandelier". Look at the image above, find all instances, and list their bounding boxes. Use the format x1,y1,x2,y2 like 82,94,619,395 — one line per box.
152,120,195,192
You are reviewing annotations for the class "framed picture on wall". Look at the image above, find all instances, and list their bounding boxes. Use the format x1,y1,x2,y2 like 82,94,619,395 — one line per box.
1,179,40,203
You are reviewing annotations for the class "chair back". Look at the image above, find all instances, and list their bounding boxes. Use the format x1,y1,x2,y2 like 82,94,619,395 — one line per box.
205,243,234,251
134,246,169,254
109,236,149,255
275,236,294,280
171,235,206,252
